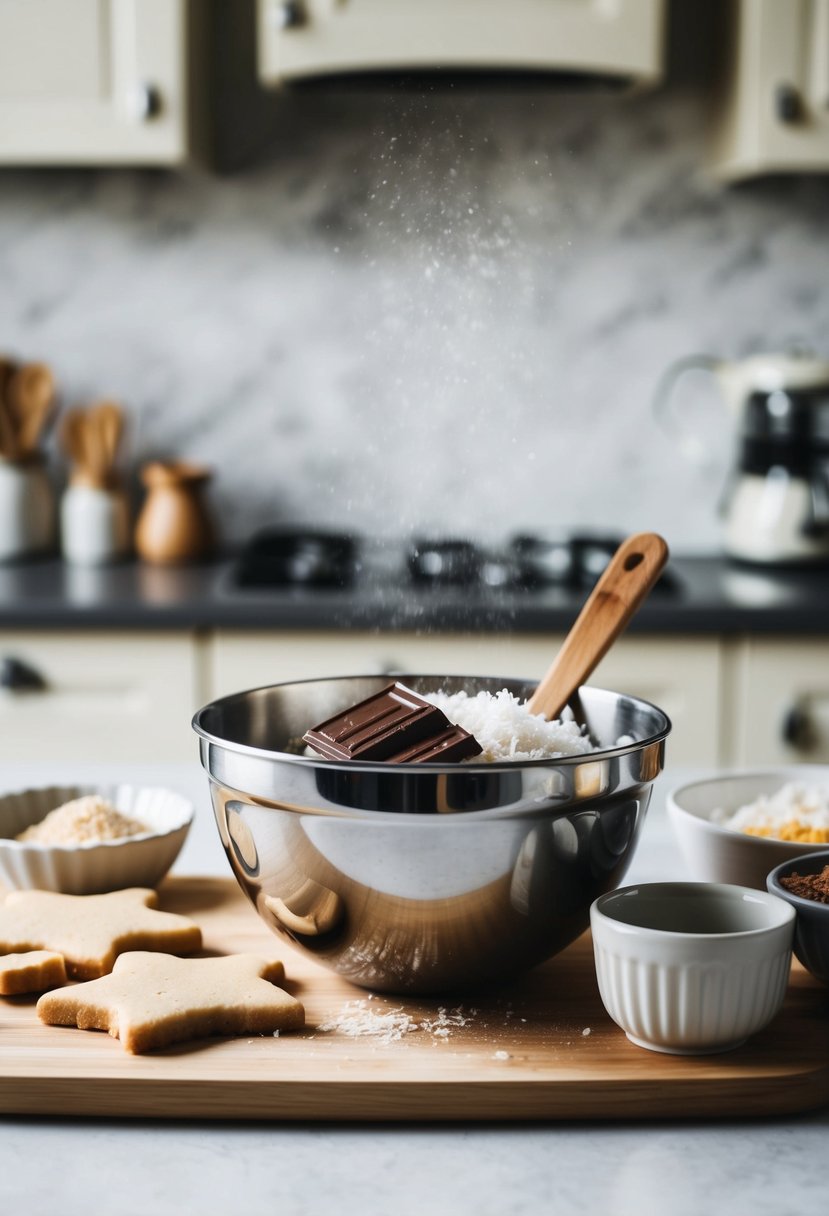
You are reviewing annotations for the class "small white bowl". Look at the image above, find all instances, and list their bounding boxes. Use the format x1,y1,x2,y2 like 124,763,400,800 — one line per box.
0,785,193,895
667,768,829,890
591,882,795,1054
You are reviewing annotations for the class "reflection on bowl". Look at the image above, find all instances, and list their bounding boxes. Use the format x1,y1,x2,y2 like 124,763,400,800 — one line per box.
667,768,829,891
193,675,670,993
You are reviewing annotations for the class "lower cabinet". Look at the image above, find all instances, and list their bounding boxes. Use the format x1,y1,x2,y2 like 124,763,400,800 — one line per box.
729,639,829,767
208,631,723,766
0,631,202,763
2,628,826,769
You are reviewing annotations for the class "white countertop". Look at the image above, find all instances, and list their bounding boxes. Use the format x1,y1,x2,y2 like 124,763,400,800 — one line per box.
1,761,826,1216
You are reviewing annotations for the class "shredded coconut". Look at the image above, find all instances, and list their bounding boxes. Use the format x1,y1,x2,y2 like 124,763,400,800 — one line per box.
424,689,596,762
318,1000,475,1046
16,795,148,845
713,782,829,843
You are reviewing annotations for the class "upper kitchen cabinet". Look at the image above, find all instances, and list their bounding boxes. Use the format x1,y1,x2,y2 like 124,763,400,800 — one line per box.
257,0,665,89
0,0,206,165
708,0,829,180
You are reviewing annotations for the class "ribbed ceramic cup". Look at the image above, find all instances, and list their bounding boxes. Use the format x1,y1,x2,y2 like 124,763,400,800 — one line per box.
591,882,795,1054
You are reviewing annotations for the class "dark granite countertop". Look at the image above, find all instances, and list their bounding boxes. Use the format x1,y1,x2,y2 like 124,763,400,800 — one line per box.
1,554,828,634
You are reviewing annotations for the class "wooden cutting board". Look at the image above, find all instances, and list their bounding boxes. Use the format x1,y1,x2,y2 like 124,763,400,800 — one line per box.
1,876,827,1121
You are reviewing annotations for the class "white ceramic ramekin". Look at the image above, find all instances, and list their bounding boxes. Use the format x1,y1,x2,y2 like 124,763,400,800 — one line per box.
590,882,795,1054
0,785,193,894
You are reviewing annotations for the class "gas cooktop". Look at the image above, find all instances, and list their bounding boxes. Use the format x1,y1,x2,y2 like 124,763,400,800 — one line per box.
231,529,680,595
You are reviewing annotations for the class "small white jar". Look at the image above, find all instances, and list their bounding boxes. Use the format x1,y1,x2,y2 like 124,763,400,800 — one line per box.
0,457,56,561
60,482,130,566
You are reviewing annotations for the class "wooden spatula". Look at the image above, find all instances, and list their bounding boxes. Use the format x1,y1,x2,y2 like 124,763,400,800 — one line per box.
527,532,669,721
6,363,55,458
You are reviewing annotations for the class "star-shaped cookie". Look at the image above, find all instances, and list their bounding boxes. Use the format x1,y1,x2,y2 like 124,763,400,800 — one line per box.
37,952,305,1053
0,888,202,979
0,950,67,995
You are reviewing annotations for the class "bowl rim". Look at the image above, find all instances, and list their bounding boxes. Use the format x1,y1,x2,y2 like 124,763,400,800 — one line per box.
0,784,194,854
592,880,796,940
191,674,672,770
767,849,829,912
666,767,829,853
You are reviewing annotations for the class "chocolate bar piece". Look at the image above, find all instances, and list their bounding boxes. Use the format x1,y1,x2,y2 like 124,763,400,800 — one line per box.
389,724,482,764
303,681,482,764
303,682,450,761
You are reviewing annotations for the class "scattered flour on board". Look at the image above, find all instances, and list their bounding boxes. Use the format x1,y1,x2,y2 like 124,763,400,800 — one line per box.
318,1001,476,1046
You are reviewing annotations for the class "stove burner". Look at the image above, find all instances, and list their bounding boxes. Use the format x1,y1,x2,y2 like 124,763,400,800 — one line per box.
511,533,624,589
511,533,679,593
234,529,359,589
407,539,482,586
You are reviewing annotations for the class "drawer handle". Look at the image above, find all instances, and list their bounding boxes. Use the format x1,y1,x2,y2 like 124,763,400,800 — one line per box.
0,656,47,692
781,703,815,750
774,82,803,124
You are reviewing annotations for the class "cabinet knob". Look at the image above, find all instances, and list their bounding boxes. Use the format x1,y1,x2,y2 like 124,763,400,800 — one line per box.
781,703,815,750
271,0,307,29
0,656,47,692
127,83,162,123
774,83,803,124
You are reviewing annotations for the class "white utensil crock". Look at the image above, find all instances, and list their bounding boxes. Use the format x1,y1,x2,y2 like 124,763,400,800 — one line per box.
60,483,130,565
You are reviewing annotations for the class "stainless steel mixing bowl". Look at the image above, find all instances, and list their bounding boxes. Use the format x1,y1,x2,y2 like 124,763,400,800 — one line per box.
193,675,670,993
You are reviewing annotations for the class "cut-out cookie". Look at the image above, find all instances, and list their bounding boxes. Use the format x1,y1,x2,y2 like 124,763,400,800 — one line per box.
0,950,67,995
0,888,201,979
37,951,305,1053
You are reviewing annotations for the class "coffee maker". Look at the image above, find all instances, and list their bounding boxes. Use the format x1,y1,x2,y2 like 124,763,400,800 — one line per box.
655,352,829,566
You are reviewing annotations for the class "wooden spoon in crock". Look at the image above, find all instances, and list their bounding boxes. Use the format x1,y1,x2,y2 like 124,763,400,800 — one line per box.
527,532,669,721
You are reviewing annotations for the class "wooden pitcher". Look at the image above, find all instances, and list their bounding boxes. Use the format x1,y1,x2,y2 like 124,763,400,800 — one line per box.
135,461,216,564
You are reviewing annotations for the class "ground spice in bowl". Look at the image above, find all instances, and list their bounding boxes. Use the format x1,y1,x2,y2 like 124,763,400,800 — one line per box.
780,865,829,904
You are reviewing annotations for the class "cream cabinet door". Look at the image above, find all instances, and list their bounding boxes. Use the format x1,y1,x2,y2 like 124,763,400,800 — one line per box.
208,630,721,766
0,631,201,762
0,0,201,164
709,0,829,179
731,638,829,766
258,0,664,86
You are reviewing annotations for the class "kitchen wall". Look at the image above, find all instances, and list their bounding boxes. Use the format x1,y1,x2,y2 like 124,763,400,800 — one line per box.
1,83,828,552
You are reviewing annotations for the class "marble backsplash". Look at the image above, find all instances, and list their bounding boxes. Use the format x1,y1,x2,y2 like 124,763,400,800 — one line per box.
1,85,828,553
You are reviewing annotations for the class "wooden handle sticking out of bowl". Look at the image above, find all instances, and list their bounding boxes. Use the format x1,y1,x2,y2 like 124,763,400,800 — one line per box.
527,532,669,721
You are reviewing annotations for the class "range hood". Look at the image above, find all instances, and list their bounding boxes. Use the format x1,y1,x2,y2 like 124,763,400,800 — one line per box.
257,0,665,91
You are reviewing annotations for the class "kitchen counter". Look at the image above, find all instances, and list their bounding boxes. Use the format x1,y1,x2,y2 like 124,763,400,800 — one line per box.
3,553,829,633
0,760,826,1216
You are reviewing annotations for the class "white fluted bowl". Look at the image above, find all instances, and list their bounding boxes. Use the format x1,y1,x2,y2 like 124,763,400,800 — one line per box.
590,882,795,1054
0,785,193,894
667,768,829,890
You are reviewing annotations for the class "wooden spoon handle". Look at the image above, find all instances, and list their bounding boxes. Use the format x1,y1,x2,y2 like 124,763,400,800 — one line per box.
527,532,669,721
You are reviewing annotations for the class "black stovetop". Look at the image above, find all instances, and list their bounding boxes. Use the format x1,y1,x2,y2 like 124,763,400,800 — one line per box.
232,529,682,595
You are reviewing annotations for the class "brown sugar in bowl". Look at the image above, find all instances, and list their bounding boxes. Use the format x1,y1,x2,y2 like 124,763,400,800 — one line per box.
767,849,829,986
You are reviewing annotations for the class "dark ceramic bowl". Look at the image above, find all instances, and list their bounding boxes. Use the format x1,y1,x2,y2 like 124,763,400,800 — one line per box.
767,850,829,986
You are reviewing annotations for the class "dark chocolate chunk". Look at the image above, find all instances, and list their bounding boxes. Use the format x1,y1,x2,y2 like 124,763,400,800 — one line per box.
303,682,451,761
302,681,482,764
388,724,483,764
